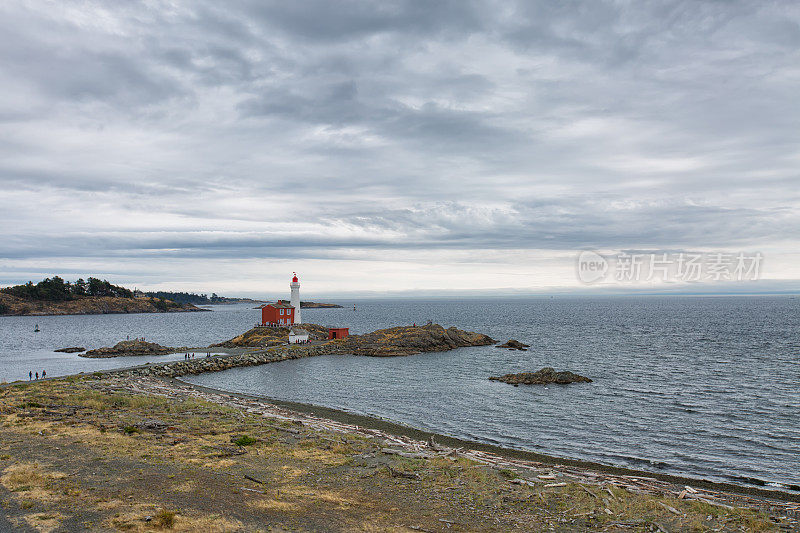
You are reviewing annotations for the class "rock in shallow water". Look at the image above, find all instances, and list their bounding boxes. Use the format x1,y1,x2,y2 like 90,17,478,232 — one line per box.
489,367,592,385
54,346,85,353
495,339,530,350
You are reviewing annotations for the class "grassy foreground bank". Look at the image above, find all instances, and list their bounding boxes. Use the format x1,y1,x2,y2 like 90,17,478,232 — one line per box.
0,375,797,532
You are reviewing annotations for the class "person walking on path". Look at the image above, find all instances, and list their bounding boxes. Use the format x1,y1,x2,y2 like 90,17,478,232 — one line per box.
42,370,46,379
29,371,32,381
35,372,38,380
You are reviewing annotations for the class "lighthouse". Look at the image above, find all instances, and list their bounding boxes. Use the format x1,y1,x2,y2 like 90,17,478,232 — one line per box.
289,272,301,324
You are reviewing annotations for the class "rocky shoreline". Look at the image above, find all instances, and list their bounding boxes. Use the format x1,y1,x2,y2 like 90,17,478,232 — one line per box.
0,374,796,532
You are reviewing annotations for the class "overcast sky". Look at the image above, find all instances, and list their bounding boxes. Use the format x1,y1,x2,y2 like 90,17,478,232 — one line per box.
1,1,798,297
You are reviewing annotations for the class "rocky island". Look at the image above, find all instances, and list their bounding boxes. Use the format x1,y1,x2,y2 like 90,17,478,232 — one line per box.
82,339,179,358
126,323,496,378
210,322,494,356
212,323,330,348
339,323,496,356
490,367,593,386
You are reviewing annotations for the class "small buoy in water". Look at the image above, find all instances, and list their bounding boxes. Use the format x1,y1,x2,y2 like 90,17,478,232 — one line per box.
34,324,40,332
353,304,356,311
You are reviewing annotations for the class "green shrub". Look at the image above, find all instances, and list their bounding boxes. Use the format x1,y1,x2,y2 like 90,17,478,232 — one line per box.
498,468,518,479
123,426,140,435
232,435,257,446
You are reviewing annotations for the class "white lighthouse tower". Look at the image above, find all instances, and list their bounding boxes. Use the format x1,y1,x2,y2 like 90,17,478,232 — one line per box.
289,272,301,324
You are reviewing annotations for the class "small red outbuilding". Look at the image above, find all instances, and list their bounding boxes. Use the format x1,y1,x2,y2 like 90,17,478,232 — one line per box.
327,327,349,340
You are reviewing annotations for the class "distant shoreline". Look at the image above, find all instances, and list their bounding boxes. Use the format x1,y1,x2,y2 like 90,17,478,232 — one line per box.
0,294,206,317
275,300,343,308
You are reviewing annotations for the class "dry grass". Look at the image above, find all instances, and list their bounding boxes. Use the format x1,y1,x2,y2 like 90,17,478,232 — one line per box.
288,444,350,466
0,377,789,533
1,462,66,504
108,509,241,532
247,496,299,512
280,486,360,511
23,511,64,533
171,480,196,494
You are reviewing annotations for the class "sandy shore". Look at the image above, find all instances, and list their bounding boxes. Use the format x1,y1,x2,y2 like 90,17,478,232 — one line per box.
0,373,798,532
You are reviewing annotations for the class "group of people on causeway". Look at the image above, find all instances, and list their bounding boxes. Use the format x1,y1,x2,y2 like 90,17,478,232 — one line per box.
28,370,45,380
184,352,211,360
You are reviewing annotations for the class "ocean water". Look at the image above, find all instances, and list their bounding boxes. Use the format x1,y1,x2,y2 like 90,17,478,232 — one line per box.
0,304,257,381
2,297,799,491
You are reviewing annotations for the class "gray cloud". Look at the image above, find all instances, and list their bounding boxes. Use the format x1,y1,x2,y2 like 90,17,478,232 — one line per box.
0,0,798,291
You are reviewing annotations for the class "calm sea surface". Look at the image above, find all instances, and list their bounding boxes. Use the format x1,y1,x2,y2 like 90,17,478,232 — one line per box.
2,297,799,491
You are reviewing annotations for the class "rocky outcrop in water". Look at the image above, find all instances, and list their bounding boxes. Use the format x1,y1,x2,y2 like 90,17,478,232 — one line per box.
339,323,496,357
489,367,592,386
83,340,177,358
496,339,530,350
54,347,85,353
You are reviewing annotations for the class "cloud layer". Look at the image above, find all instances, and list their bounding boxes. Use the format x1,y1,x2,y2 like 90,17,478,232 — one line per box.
1,1,798,294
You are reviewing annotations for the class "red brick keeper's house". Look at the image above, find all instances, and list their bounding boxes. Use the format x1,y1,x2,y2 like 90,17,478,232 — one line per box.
260,302,295,326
